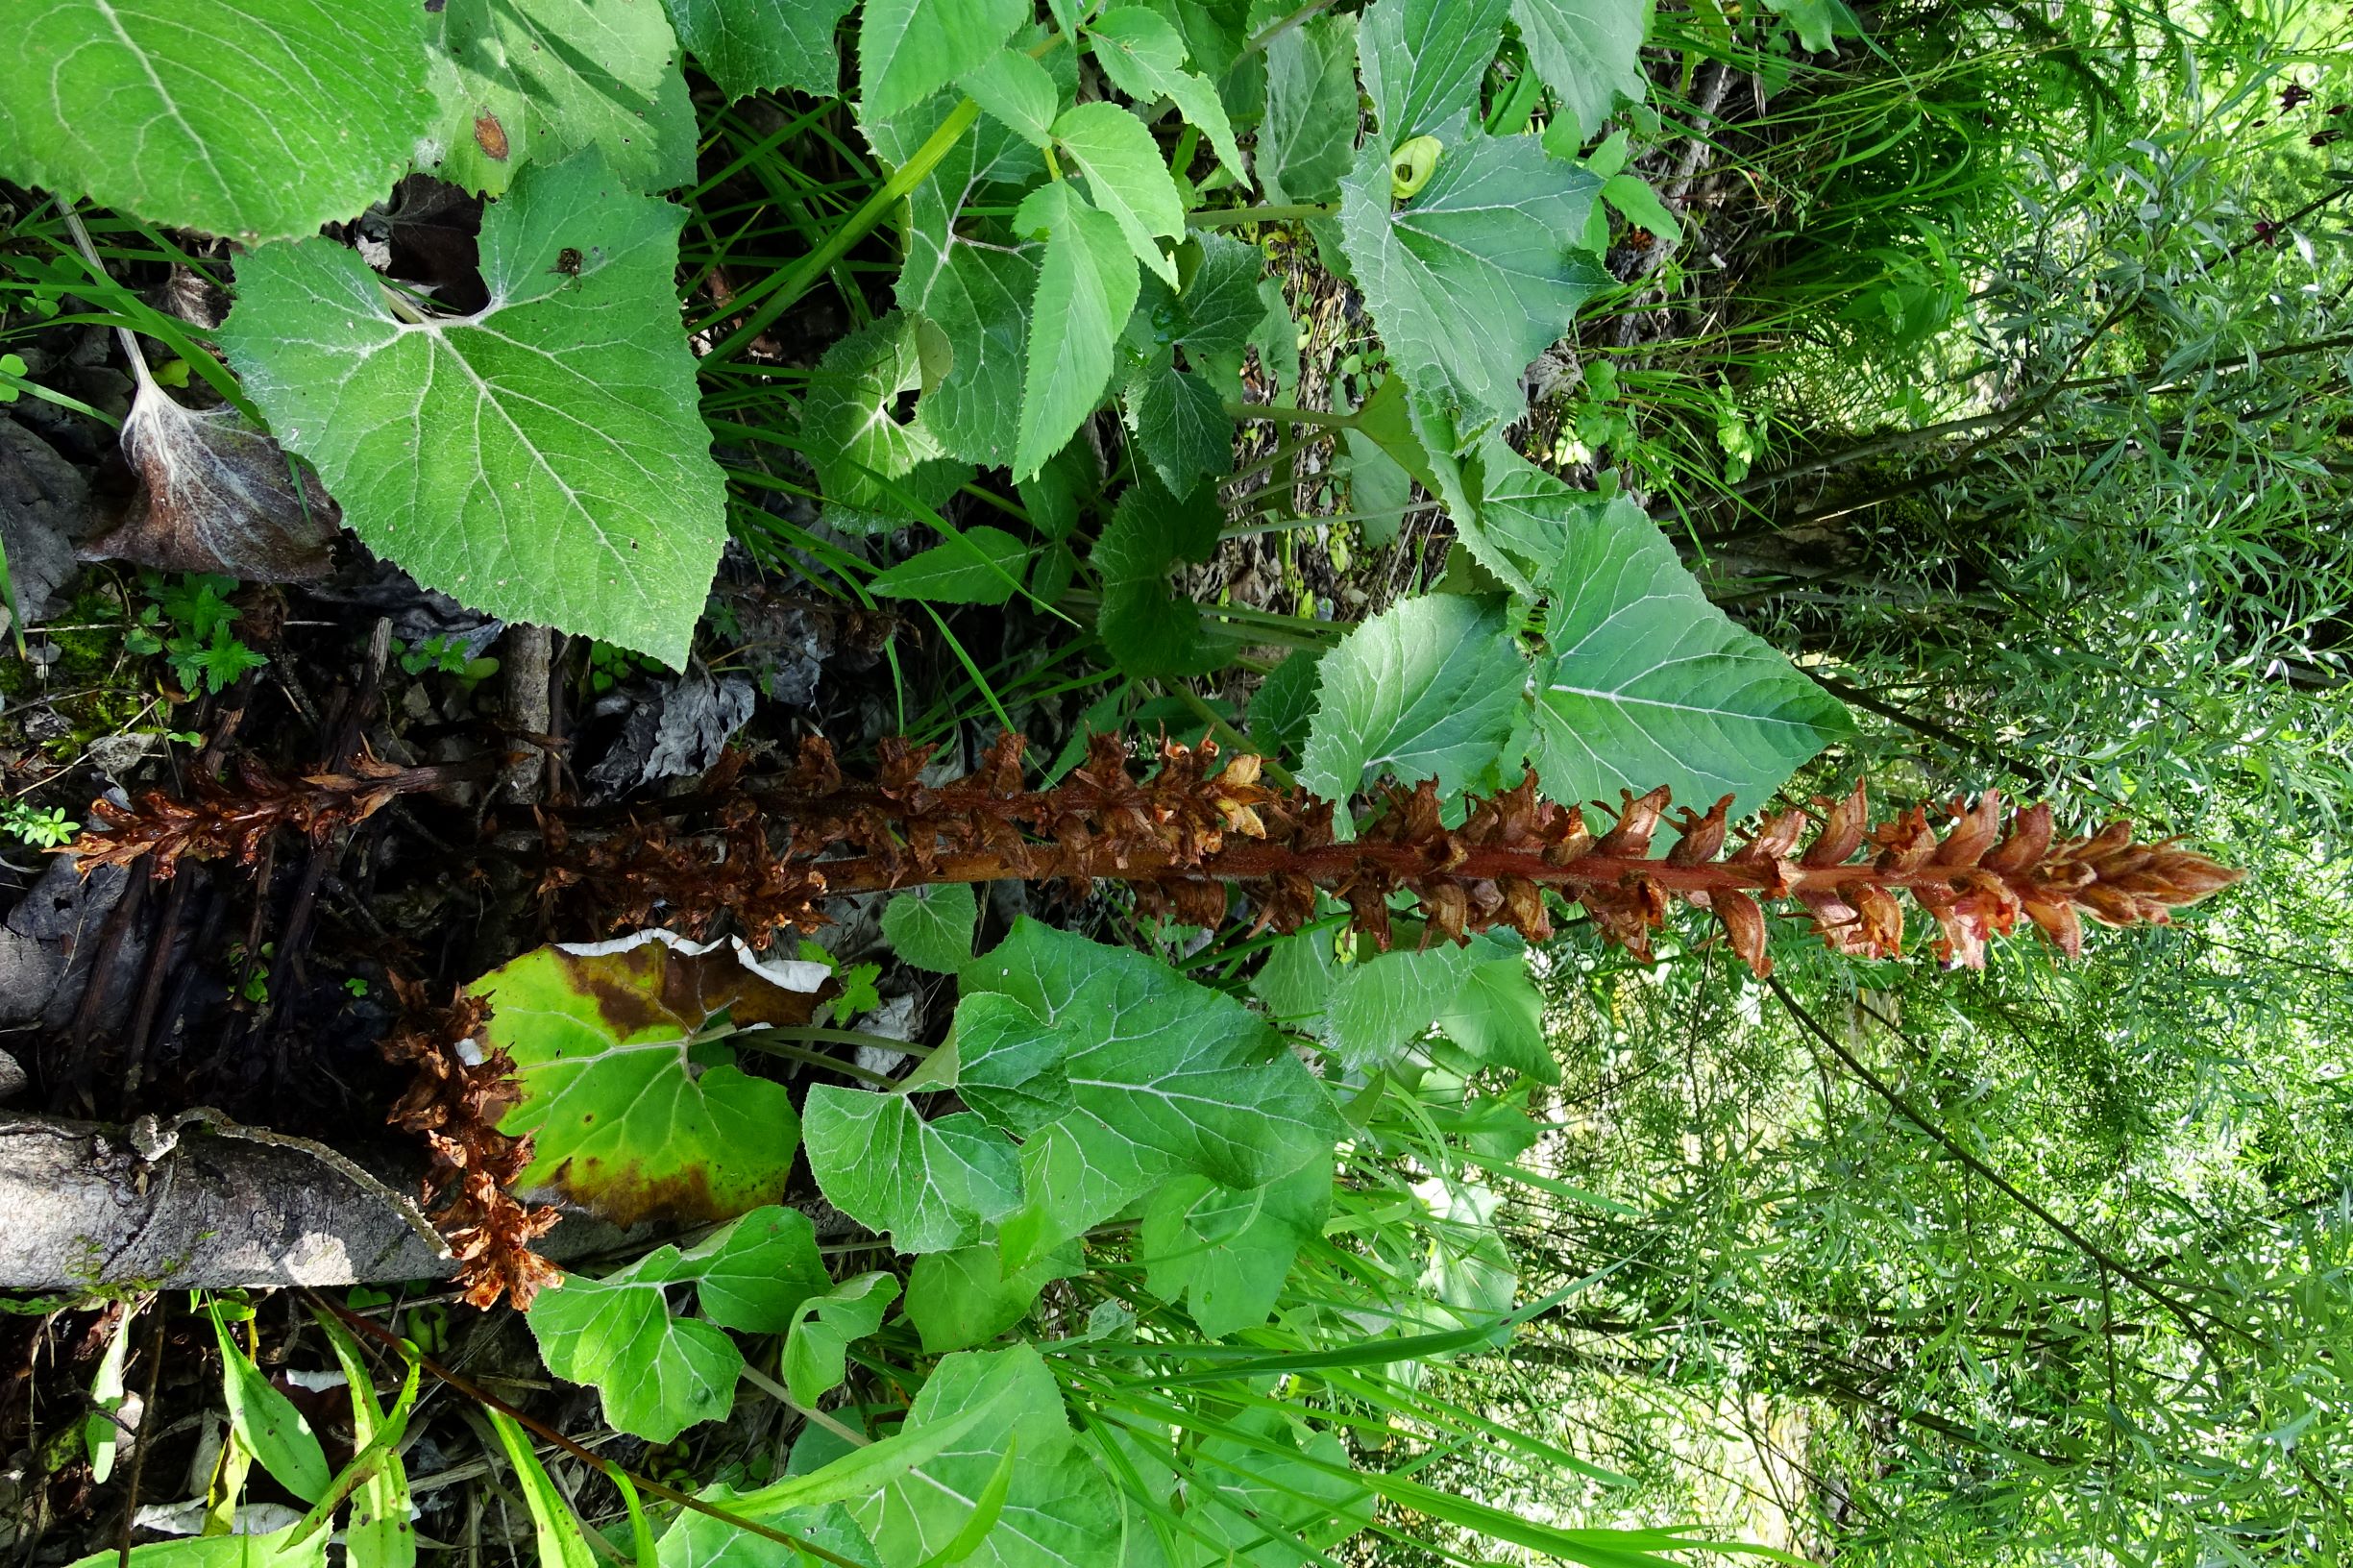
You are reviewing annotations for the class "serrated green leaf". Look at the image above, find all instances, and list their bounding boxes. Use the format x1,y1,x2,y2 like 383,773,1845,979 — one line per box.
1259,13,1360,207
1123,353,1234,491
804,1089,1024,1253
430,0,697,197
1250,649,1325,761
0,0,431,243
869,526,1034,604
1252,920,1342,1024
1511,0,1652,143
1086,8,1246,180
209,1305,331,1504
860,0,1026,120
1155,231,1265,370
1338,134,1606,450
1435,955,1557,1082
1249,277,1304,400
1015,181,1140,480
958,919,1343,1249
882,882,980,971
870,95,1045,466
1359,0,1508,143
1092,476,1229,678
961,48,1060,145
1300,594,1525,820
670,1206,835,1332
902,1243,1078,1352
665,0,854,102
1052,102,1186,283
781,1274,900,1406
1533,496,1854,815
1140,1160,1333,1338
475,932,823,1225
527,1270,743,1442
216,151,725,666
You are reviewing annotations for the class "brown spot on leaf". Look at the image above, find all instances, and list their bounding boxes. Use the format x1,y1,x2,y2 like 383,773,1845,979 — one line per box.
475,112,510,161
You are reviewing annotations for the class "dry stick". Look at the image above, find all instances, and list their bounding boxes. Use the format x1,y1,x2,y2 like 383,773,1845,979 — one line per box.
1764,976,2242,1360
307,1293,871,1568
114,1301,165,1568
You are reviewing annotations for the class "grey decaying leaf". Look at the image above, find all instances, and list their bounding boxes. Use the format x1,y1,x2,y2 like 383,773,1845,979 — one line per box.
82,379,340,580
0,416,93,623
586,667,757,797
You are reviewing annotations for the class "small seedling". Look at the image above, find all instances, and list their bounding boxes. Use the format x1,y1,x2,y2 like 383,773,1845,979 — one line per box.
1,801,77,848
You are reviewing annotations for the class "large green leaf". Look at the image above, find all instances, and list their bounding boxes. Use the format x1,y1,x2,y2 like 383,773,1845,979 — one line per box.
1177,1410,1374,1567
1300,593,1525,819
803,1089,1024,1253
1434,954,1557,1082
850,1346,1126,1568
1014,181,1140,480
527,1207,829,1440
861,0,1026,120
473,930,825,1224
1258,13,1360,207
661,1496,881,1568
1052,102,1185,284
1533,496,1854,815
902,1241,1080,1352
1358,0,1509,142
1321,942,1482,1069
665,0,854,101
1140,1160,1334,1338
1337,135,1605,447
0,0,430,243
870,93,1046,467
957,920,1344,1248
216,150,726,666
430,0,697,196
1510,0,1652,142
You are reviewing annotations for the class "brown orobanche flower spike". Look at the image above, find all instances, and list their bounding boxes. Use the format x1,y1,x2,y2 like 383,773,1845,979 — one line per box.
74,732,2242,979
380,975,562,1310
543,734,2242,978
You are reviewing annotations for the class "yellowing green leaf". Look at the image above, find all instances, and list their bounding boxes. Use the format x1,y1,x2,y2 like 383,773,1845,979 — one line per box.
474,930,825,1225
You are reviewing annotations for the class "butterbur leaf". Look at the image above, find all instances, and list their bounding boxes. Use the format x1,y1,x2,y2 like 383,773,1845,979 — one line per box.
850,1345,1126,1562
1533,497,1854,816
527,1208,826,1439
0,0,432,243
1140,1160,1333,1337
1319,941,1481,1068
216,150,727,666
664,0,855,102
861,0,1026,121
952,992,1075,1137
475,930,826,1225
83,377,338,581
802,311,968,525
1259,14,1360,207
781,1273,900,1405
1051,102,1186,284
1510,0,1654,143
429,0,697,197
1338,135,1606,448
1086,8,1247,179
1359,0,1510,142
659,1496,879,1568
208,1305,331,1504
1435,955,1557,1082
1300,594,1525,821
881,881,979,971
870,94,1044,466
957,919,1342,1249
1015,181,1139,480
802,1089,1023,1253
869,526,1033,604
